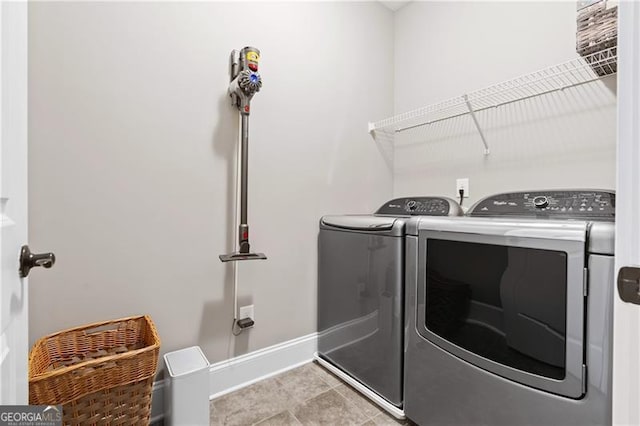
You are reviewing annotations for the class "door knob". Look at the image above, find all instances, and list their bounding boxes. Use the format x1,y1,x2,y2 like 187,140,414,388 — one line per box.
618,266,640,305
19,245,55,278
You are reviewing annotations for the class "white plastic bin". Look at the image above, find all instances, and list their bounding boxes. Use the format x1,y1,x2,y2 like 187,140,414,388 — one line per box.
164,346,210,426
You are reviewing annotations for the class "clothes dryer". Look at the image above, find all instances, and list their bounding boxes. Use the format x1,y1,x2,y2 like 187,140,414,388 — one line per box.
404,190,615,425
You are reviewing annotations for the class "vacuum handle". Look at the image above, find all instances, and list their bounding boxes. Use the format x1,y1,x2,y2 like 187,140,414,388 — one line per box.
240,114,249,225
238,114,250,254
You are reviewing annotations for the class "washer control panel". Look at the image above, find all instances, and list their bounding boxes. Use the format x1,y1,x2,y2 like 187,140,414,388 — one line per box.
376,197,462,216
469,190,615,220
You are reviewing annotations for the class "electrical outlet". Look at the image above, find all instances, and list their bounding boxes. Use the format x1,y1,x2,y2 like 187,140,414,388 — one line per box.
456,178,469,198
239,304,254,321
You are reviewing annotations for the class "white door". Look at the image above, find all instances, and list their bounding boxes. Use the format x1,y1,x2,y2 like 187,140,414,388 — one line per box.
0,0,29,404
613,1,640,425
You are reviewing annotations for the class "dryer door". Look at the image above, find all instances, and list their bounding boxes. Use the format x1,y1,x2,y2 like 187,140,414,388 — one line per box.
415,218,588,398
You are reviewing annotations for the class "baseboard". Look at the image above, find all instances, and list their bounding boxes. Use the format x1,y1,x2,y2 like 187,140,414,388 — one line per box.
209,332,318,399
150,332,318,424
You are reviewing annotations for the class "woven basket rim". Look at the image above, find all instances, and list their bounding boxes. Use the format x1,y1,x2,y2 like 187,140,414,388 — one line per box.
28,315,161,382
30,314,151,342
29,344,159,384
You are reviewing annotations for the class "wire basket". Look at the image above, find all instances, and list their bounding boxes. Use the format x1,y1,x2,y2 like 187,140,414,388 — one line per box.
577,1,618,58
29,315,161,426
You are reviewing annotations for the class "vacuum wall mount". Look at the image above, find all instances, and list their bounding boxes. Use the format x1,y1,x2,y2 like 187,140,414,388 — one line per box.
220,46,267,263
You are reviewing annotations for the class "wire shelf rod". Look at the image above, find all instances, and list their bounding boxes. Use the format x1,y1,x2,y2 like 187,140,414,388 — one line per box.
372,47,617,134
394,75,604,133
463,94,490,155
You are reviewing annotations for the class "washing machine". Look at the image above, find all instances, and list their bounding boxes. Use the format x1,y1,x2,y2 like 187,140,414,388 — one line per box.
404,190,615,425
316,196,463,417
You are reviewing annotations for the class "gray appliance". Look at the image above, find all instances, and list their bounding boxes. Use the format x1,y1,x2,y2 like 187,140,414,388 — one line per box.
404,190,615,425
317,197,463,411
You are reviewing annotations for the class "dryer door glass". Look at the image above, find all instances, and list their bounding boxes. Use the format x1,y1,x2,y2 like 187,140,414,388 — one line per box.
425,239,568,379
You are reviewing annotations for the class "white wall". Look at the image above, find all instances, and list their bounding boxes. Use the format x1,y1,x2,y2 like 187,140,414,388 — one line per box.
393,1,617,205
28,2,394,364
28,1,617,372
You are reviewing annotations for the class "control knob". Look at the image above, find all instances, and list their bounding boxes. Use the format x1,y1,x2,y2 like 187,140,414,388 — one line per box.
406,200,417,211
533,196,549,209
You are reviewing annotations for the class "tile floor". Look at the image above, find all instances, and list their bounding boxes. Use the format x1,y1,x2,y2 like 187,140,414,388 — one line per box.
210,361,414,426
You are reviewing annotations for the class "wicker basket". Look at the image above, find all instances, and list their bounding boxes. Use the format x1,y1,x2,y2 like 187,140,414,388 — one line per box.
576,1,618,57
29,315,161,426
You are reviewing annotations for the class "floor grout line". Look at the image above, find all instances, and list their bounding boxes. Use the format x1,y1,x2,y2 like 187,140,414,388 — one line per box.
272,371,329,407
297,387,335,405
288,409,303,425
309,361,342,388
337,388,373,423
249,409,288,426
286,363,345,405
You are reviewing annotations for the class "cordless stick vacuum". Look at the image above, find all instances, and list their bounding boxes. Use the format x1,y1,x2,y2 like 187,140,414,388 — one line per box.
220,47,267,262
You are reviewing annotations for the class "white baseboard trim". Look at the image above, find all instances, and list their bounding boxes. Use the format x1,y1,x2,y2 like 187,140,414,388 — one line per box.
151,332,318,424
209,332,318,400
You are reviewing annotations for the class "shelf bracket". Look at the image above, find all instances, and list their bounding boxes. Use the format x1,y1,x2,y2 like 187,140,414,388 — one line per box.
463,94,490,155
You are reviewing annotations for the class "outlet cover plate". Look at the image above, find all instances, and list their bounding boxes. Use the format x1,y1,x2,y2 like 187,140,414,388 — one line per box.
239,304,254,320
456,178,469,197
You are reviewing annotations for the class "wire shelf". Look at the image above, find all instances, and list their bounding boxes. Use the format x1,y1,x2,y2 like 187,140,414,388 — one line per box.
369,47,617,154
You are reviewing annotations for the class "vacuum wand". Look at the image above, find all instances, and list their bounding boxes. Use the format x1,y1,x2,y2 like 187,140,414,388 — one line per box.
220,46,266,262
238,114,250,252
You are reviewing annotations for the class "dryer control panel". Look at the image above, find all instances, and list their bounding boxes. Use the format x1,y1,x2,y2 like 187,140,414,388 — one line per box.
469,190,615,220
376,197,462,216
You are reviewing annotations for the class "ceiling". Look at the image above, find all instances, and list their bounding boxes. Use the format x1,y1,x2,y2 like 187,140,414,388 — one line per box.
379,1,412,12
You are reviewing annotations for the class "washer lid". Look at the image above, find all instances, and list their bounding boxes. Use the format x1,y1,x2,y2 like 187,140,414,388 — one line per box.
320,215,402,233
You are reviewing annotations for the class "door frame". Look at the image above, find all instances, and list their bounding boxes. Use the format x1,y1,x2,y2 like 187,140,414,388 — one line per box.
0,0,29,404
613,1,640,425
